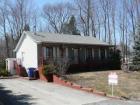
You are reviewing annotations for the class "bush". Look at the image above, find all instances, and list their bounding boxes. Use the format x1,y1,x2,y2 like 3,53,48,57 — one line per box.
0,61,9,77
56,62,70,75
44,64,58,75
109,49,121,69
0,61,6,69
0,69,10,77
43,60,70,76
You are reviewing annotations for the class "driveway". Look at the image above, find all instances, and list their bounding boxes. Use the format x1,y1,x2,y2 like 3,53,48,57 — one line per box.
0,78,139,105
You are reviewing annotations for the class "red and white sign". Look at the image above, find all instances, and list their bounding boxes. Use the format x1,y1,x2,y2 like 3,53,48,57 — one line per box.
108,72,118,85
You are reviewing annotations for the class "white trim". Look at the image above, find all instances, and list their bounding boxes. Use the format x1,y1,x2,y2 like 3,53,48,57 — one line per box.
13,32,26,52
14,31,38,52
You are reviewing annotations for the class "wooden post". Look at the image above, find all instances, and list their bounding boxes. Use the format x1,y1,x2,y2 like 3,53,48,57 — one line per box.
65,47,68,58
105,49,107,59
57,47,60,58
53,47,56,58
92,48,94,59
41,44,44,66
99,48,101,60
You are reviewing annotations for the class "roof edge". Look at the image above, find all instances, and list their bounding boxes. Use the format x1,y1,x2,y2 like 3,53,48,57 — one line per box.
14,31,43,52
13,31,26,52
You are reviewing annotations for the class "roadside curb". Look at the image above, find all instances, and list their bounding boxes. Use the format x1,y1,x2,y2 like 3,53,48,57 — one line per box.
53,75,121,99
53,75,108,97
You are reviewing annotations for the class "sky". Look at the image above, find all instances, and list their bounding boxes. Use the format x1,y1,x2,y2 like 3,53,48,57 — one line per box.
34,0,71,8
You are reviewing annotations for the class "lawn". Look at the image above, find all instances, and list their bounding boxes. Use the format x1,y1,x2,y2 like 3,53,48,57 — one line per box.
65,70,140,101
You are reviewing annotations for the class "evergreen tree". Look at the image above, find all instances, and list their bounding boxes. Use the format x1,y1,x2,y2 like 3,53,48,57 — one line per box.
133,23,140,70
62,15,80,35
24,24,30,31
62,23,69,34
68,15,80,35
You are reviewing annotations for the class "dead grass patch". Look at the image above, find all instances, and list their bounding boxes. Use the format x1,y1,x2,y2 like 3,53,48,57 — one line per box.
65,70,140,101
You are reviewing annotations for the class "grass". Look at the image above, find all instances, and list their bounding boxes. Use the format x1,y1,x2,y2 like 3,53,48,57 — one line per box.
65,70,140,101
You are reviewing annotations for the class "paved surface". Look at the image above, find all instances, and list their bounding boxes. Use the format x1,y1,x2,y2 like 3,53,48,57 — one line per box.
84,100,140,105
0,78,140,105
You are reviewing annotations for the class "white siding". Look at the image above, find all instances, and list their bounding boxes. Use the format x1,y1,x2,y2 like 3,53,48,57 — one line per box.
16,35,38,70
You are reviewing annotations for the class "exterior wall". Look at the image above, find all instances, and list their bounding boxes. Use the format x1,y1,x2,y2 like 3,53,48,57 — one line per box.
6,58,17,75
38,43,111,67
16,35,38,70
37,44,118,71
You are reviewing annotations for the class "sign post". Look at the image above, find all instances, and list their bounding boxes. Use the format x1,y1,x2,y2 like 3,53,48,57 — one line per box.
111,83,114,96
108,72,118,96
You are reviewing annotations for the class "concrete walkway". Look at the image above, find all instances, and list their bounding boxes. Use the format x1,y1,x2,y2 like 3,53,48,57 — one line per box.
0,78,139,105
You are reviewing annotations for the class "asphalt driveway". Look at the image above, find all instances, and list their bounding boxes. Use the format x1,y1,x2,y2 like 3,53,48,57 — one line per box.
0,78,139,105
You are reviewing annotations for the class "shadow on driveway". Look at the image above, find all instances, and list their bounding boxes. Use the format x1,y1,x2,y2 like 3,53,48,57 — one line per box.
0,83,35,105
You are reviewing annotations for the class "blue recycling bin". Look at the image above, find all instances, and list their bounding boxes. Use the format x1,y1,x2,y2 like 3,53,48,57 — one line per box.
28,68,36,79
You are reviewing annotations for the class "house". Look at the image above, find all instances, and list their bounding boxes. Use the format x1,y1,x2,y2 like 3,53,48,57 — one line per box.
14,31,114,72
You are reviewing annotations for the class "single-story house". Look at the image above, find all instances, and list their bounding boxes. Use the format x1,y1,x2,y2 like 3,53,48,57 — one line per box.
14,31,114,71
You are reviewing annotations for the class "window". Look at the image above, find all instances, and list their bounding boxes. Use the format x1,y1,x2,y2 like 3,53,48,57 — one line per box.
60,47,65,57
68,48,74,61
86,48,92,61
79,48,85,63
101,49,105,60
46,47,53,58
94,49,99,60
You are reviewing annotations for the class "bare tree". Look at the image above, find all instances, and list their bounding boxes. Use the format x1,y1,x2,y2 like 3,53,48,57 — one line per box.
100,0,107,42
0,0,10,57
8,0,36,40
100,0,114,44
75,0,98,37
111,0,116,46
0,0,38,58
42,3,72,33
96,6,101,40
0,0,139,59
76,0,88,36
126,0,136,41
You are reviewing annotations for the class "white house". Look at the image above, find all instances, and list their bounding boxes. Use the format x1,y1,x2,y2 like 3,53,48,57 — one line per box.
14,31,113,70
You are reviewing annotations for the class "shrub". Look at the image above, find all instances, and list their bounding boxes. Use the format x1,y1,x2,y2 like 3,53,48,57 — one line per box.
0,61,6,69
56,62,70,75
109,49,121,69
0,69,10,77
43,64,58,75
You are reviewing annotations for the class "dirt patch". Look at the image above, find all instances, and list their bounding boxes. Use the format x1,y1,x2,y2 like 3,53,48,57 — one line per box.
65,70,140,101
